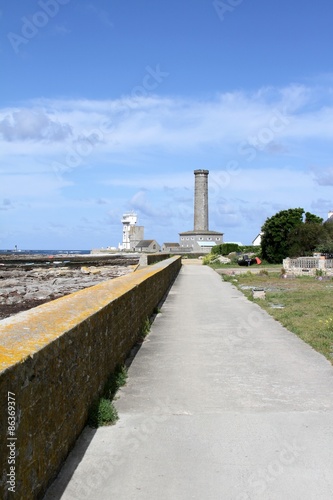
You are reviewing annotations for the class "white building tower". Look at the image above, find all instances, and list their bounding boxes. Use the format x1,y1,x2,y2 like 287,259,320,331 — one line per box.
120,212,144,251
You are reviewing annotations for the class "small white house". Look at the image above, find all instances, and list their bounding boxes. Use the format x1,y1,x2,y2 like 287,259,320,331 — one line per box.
252,233,263,246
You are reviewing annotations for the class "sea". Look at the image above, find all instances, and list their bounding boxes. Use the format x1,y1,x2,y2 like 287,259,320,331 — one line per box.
0,250,91,255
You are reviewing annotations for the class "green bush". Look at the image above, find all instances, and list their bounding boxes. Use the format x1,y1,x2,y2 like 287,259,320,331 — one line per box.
104,365,128,399
240,245,261,255
211,243,241,255
202,254,217,265
88,398,118,427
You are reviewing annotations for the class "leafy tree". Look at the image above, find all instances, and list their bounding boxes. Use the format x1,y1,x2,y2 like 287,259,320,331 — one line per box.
287,223,327,257
315,242,333,254
315,220,333,254
261,208,330,262
305,212,323,224
261,208,304,263
323,219,333,238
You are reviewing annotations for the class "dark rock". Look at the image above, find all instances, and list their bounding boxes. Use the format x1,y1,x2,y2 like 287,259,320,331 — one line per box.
0,262,135,320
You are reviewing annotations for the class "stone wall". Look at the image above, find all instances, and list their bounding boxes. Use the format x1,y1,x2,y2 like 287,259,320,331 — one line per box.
283,257,333,276
138,253,172,267
0,256,181,500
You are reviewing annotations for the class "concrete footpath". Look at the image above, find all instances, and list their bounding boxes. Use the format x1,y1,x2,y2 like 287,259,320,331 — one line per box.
44,264,333,500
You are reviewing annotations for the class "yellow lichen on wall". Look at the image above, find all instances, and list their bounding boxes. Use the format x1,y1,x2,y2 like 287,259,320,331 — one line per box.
0,261,175,371
0,256,181,500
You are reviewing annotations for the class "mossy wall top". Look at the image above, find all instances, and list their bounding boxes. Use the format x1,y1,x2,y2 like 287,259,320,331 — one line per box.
0,256,181,500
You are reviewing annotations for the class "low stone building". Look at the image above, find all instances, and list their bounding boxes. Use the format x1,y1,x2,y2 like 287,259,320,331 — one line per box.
161,242,180,253
135,240,161,253
179,231,222,253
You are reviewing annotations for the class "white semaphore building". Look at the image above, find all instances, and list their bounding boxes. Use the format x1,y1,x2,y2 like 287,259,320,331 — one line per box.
120,212,144,251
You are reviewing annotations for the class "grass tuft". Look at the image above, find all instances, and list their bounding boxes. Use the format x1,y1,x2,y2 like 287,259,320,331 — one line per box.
88,365,127,428
140,317,151,339
87,398,118,427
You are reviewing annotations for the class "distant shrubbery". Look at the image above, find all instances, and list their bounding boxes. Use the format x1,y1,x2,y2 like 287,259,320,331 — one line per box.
240,245,261,255
211,243,261,256
203,245,262,266
211,243,240,255
202,253,218,265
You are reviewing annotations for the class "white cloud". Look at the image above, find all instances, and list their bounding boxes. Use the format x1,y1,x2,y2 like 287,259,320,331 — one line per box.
0,84,332,166
0,198,15,211
0,108,72,142
313,167,333,186
1,82,333,247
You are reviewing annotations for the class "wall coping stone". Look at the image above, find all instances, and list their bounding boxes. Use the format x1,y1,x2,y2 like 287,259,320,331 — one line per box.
0,256,181,499
0,256,180,373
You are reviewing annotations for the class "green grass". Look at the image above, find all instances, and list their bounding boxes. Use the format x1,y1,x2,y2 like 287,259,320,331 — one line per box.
222,272,333,364
87,398,118,428
87,365,128,427
104,365,128,400
87,311,158,428
140,317,151,340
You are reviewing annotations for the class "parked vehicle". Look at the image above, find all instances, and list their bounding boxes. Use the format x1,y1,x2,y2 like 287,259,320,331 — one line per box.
237,255,261,266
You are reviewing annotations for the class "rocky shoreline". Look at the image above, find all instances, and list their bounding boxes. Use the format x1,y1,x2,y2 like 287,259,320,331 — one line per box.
0,254,139,321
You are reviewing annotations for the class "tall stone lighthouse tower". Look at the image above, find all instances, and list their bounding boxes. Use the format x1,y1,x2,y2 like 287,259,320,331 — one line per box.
179,170,223,252
194,169,209,231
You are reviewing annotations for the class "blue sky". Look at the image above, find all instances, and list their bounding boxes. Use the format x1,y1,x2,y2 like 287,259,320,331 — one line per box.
1,0,333,249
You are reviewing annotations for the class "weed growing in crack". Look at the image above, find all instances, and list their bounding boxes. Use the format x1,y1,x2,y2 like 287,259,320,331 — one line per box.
88,365,128,427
